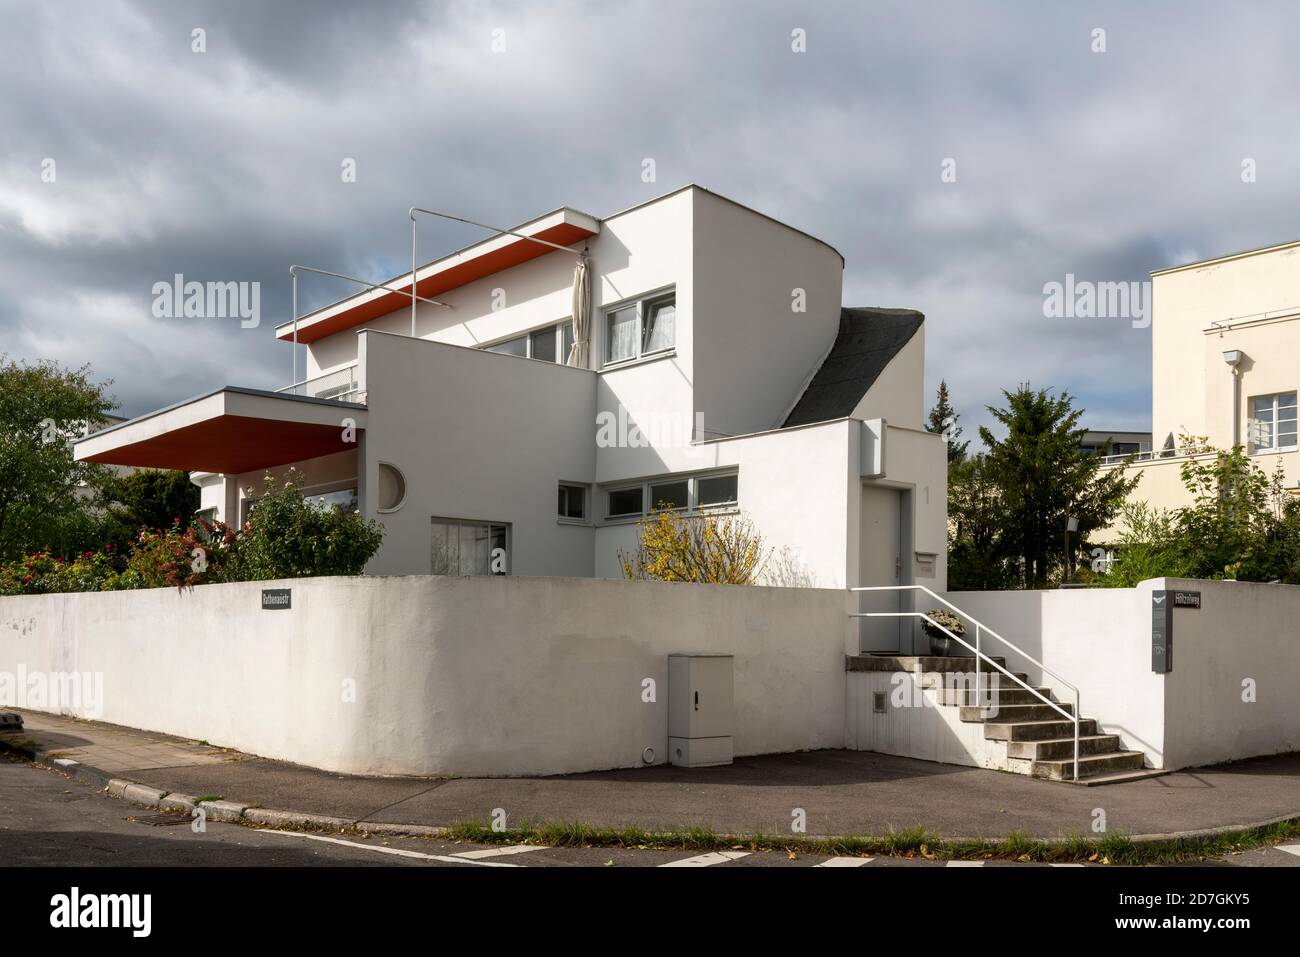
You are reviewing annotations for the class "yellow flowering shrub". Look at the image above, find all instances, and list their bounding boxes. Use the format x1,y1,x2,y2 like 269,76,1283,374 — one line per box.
620,509,767,584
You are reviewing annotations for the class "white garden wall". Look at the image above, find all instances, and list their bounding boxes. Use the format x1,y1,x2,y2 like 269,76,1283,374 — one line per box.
0,575,852,777
949,578,1300,770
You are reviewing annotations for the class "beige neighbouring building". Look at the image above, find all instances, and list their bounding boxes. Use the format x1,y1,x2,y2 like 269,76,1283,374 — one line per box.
1099,239,1300,539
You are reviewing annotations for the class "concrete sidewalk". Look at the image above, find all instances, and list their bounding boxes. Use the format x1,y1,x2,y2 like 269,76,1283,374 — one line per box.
3,710,1299,840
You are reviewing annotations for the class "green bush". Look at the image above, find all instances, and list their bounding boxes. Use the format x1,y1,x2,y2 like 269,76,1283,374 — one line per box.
0,469,384,595
1105,439,1300,586
235,471,384,580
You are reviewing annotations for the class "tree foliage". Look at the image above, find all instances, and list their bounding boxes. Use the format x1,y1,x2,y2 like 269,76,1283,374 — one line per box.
926,380,969,464
0,356,115,560
1,469,385,594
1105,438,1300,585
948,385,1138,589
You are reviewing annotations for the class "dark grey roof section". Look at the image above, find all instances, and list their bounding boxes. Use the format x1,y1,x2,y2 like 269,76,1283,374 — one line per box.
782,307,924,428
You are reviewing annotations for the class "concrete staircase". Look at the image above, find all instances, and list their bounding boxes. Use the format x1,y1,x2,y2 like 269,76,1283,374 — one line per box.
847,655,1152,784
945,682,1148,783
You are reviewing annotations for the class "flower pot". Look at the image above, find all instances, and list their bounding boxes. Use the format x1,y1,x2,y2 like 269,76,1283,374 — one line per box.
927,633,952,657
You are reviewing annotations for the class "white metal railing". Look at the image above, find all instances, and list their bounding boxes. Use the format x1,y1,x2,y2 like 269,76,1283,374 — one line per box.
1095,446,1209,467
277,365,365,404
850,584,1081,782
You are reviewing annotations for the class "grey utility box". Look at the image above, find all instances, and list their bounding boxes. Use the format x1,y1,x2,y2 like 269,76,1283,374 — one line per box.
668,653,734,768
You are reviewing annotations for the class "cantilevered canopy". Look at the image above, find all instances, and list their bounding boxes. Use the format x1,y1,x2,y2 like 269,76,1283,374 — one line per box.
74,387,366,475
274,207,599,345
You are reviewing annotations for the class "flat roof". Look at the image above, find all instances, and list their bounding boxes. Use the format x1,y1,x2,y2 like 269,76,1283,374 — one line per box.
75,387,366,474
1151,238,1300,277
273,185,845,345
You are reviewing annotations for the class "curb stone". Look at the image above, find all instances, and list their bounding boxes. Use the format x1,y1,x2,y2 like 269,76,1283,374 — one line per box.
159,792,198,813
122,783,168,807
243,807,354,830
2,733,1297,848
198,799,251,823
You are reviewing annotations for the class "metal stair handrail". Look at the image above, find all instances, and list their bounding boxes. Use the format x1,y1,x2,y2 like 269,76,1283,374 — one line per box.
850,584,1080,782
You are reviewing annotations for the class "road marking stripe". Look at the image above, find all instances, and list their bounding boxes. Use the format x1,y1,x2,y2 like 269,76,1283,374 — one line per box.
815,857,874,867
946,860,985,867
453,844,548,860
263,830,521,866
660,851,750,867
1276,844,1300,858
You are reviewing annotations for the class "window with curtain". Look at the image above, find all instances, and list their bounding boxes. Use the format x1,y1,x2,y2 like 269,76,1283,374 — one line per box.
606,305,638,363
1250,392,1298,451
603,290,675,366
642,295,675,355
431,518,510,575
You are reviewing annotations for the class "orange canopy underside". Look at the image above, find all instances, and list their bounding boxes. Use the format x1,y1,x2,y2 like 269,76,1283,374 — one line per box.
277,222,595,344
81,415,359,474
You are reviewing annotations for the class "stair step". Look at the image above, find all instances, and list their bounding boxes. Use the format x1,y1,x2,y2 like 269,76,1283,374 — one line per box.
960,702,1074,723
1006,735,1121,761
1031,751,1146,781
1071,768,1171,787
937,686,1054,706
984,718,1098,741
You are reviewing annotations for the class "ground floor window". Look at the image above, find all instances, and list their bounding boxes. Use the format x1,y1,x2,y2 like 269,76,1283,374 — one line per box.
603,470,738,521
431,517,510,575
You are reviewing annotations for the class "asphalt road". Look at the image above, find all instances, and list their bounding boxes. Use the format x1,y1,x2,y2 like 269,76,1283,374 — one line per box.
2,754,1298,868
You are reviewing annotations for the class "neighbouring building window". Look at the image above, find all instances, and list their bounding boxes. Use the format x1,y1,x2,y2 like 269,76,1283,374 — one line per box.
484,320,572,363
558,483,587,520
604,290,675,366
1250,392,1298,452
431,518,510,576
604,470,738,520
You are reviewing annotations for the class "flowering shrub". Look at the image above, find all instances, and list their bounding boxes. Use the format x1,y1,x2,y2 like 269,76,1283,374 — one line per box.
0,470,383,595
620,509,768,585
0,547,121,595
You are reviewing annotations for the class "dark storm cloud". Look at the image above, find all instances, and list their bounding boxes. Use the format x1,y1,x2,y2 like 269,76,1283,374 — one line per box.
2,0,1298,433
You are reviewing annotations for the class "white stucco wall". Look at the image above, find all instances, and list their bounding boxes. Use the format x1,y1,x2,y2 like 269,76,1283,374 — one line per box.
358,330,597,578
1155,578,1300,769
690,188,844,438
948,578,1300,770
0,576,851,777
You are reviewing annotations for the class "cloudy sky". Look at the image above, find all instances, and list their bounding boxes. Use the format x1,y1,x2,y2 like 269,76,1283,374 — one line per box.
4,0,1299,441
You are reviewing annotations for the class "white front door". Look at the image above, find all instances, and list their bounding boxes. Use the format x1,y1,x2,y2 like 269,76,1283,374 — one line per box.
857,485,903,653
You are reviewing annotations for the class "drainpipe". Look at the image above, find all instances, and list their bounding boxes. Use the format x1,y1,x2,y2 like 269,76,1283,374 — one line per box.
1223,349,1243,448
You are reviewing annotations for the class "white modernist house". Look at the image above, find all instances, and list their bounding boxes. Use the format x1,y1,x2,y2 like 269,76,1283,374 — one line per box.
76,185,946,601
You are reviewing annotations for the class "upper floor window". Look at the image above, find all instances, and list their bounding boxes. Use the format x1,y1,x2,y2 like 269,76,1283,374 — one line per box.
605,291,675,366
1250,392,1297,452
485,320,573,363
